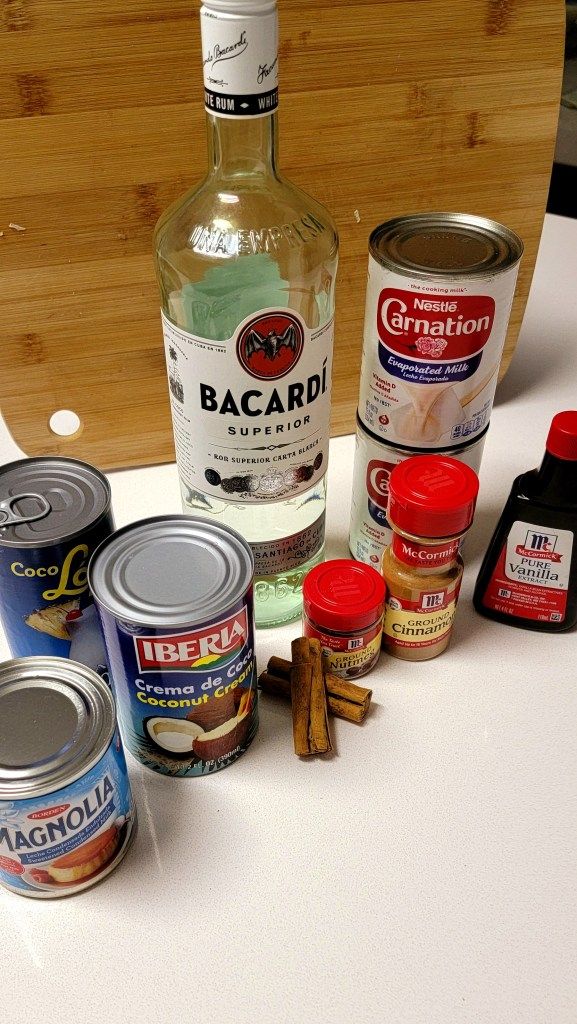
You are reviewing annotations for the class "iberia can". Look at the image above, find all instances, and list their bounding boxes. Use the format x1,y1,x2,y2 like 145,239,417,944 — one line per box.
89,516,257,777
349,417,487,567
358,213,523,449
0,457,113,672
0,657,135,898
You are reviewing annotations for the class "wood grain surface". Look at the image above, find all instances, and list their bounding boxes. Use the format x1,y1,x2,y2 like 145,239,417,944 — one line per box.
0,0,564,469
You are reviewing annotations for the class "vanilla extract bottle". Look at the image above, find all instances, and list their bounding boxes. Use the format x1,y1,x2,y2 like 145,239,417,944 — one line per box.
473,411,577,631
153,0,338,627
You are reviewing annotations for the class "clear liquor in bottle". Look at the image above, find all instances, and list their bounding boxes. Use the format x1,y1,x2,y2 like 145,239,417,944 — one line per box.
153,0,338,627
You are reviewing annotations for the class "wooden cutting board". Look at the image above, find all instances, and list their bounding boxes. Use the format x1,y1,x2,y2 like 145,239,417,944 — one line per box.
0,0,564,469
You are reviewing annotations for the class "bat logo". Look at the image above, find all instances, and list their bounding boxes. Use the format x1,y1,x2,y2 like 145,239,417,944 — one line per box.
237,312,304,380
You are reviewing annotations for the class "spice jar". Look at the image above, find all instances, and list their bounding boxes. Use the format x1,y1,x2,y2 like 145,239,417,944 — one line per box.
303,559,386,679
381,456,479,661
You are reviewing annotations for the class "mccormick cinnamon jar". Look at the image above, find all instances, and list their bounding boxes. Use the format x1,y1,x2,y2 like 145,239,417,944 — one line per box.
381,457,479,660
303,559,386,678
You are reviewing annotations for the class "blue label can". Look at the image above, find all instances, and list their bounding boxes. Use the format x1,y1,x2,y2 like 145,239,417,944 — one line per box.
0,657,135,898
90,516,258,777
0,458,113,671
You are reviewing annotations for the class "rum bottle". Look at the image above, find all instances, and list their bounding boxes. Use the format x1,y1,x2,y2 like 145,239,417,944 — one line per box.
153,0,339,627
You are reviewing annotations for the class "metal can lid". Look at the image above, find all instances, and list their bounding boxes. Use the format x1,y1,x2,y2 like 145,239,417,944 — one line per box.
89,515,254,629
0,457,111,549
0,657,116,800
370,212,523,279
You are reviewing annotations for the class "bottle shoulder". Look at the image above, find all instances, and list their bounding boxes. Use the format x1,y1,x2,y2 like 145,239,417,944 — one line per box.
504,468,577,522
154,171,338,262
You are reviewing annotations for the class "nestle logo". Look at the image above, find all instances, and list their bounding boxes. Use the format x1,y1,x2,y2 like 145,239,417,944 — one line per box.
134,609,248,672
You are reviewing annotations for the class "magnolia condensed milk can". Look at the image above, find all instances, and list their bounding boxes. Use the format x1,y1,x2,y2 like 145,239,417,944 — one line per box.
0,657,135,898
357,213,523,450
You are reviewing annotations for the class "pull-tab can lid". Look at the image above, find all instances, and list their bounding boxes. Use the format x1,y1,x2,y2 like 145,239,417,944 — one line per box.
0,458,110,548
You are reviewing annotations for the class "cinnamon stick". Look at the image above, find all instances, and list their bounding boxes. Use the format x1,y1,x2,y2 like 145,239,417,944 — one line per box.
259,670,371,724
266,656,372,723
290,637,332,756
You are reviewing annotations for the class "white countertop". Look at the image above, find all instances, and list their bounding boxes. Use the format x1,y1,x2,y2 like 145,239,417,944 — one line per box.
1,213,576,1024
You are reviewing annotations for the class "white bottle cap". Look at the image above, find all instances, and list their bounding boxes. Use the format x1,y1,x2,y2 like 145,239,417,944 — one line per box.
202,0,276,14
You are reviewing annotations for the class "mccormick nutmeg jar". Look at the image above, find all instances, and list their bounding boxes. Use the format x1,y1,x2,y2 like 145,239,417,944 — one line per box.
381,456,479,660
303,559,386,678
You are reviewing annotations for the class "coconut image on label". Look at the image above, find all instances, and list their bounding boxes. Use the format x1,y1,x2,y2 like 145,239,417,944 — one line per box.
143,688,254,761
144,717,205,756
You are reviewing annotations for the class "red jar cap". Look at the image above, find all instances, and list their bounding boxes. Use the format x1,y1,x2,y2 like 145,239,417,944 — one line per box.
303,559,386,632
387,456,479,538
545,411,577,461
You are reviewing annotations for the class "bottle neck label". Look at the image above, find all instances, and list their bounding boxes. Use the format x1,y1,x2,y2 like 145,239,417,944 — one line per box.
391,532,460,569
200,6,278,118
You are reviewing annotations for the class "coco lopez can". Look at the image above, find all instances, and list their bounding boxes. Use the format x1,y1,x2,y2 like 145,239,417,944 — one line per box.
358,213,523,450
0,657,135,898
89,516,257,778
0,457,113,671
349,417,487,567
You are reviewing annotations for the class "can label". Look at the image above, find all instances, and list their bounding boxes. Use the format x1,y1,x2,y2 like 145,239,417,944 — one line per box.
162,310,332,505
200,5,278,118
480,520,573,624
304,619,383,678
349,424,485,567
358,256,519,448
0,517,113,670
0,733,133,897
97,595,258,777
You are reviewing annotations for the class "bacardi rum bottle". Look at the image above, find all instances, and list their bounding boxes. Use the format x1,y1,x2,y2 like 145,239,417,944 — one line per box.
154,0,338,626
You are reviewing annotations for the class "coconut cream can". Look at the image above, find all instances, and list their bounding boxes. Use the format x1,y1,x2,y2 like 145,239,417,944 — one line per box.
358,213,523,450
349,418,488,567
0,657,135,898
89,516,257,777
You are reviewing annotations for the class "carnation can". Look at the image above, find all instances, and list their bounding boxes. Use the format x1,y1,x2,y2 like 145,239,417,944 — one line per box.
349,418,488,566
0,457,113,673
358,213,523,449
89,516,258,777
0,657,135,898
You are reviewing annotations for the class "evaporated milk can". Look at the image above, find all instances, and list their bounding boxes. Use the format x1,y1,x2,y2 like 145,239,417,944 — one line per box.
0,458,113,672
89,516,258,777
358,213,523,450
349,418,488,567
0,657,135,898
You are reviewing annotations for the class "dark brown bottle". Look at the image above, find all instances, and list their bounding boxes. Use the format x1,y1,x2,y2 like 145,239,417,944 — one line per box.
473,411,577,631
